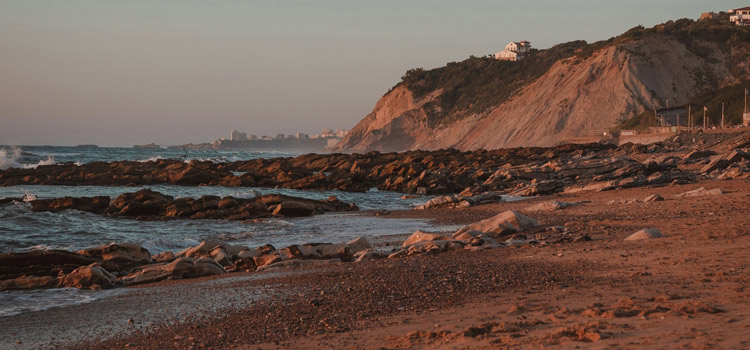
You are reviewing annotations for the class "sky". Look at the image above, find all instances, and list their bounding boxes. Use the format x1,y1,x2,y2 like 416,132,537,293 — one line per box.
0,0,739,146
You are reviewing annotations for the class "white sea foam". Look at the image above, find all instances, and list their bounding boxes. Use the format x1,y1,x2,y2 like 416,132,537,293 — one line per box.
0,147,56,170
138,156,163,163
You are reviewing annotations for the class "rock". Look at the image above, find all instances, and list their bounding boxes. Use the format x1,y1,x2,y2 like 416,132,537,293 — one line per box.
210,246,231,266
700,150,750,174
455,210,539,237
217,197,239,209
253,251,283,269
0,275,58,291
119,258,226,286
257,258,342,272
624,228,664,241
152,251,175,263
278,237,370,262
683,150,716,160
406,240,464,256
675,187,723,198
353,249,386,262
403,230,454,247
563,181,617,194
164,201,194,217
387,249,408,259
229,257,257,272
78,243,152,264
169,166,216,185
345,237,372,255
0,250,99,267
452,230,500,247
30,196,110,213
118,202,162,217
643,194,664,202
415,195,459,210
110,189,170,212
179,239,230,259
59,265,117,289
271,200,316,217
523,201,578,212
509,180,563,197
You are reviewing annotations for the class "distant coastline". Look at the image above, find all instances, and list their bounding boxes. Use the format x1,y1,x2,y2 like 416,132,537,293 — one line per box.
168,137,341,153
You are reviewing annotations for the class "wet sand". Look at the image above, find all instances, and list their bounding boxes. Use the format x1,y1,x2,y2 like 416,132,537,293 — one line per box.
1,178,741,349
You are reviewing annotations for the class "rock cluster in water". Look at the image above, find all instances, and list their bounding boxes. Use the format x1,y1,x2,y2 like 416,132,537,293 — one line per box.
0,209,596,292
22,188,357,220
2,133,750,195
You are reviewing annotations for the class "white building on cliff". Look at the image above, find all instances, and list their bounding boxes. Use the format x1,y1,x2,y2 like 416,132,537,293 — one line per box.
495,41,531,61
730,7,750,26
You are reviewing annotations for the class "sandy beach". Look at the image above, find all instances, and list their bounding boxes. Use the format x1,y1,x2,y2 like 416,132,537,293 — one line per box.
2,176,747,349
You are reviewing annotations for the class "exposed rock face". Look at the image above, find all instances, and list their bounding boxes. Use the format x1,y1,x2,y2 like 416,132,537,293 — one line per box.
334,34,748,152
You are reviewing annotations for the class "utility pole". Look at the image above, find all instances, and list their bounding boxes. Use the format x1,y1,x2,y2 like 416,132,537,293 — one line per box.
703,106,707,129
721,103,725,128
654,107,658,127
688,105,692,132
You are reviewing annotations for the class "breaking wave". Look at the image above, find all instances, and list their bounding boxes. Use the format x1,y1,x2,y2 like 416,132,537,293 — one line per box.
0,147,56,170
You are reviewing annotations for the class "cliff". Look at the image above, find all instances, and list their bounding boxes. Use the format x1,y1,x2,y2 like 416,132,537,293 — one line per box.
334,16,750,152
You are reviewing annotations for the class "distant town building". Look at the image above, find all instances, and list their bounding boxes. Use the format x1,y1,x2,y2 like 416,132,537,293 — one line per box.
700,12,718,20
334,129,348,138
230,130,247,141
321,128,334,138
296,132,308,139
495,41,531,61
275,133,285,140
730,7,750,26
248,134,257,140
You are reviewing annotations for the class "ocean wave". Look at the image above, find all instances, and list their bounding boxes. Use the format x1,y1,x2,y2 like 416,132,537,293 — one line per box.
0,147,56,170
0,288,124,317
137,156,164,163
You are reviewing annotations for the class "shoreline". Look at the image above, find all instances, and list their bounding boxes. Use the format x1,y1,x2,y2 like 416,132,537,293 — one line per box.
1,178,748,349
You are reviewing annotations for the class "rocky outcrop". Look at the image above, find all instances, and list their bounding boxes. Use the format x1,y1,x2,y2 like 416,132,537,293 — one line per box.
2,133,747,199
24,189,358,220
0,235,379,291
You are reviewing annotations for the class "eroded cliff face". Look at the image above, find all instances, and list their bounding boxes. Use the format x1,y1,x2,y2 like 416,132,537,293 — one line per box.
334,34,743,152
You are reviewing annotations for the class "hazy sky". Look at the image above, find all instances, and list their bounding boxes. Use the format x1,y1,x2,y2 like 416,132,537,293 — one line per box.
0,1,737,146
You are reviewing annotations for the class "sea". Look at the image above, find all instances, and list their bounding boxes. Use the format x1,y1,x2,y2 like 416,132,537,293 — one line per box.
0,145,461,317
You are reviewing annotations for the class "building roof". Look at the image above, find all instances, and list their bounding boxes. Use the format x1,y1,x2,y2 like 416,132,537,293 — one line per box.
735,6,750,10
